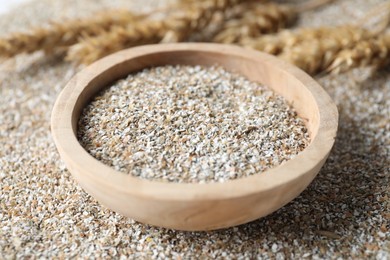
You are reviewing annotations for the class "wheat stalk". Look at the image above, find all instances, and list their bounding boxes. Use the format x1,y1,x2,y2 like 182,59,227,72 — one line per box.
0,10,143,57
327,33,390,74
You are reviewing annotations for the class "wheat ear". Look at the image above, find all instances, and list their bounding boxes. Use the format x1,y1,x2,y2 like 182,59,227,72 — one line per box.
212,0,337,44
249,1,390,75
327,34,390,74
0,10,144,57
212,2,297,44
327,2,390,73
241,25,376,74
66,0,249,64
277,26,376,74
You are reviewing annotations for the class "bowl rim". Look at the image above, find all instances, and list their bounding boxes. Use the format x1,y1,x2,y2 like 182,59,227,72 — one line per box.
51,43,338,202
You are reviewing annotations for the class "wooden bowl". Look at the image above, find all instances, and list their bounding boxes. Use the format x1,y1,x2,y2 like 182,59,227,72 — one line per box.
51,43,338,231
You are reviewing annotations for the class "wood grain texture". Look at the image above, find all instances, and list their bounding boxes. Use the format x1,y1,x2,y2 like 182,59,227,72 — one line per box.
51,43,338,231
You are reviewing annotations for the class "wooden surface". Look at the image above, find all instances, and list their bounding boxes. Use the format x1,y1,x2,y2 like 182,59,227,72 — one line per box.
51,43,338,231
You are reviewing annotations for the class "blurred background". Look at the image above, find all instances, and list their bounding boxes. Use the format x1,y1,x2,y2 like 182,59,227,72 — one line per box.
0,0,30,14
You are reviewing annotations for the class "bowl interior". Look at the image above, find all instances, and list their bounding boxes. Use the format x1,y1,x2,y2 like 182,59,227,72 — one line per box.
71,50,319,140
